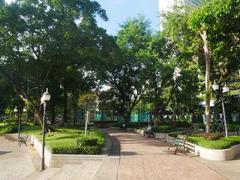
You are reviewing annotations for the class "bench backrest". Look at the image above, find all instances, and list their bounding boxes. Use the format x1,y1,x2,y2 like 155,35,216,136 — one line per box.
177,135,187,142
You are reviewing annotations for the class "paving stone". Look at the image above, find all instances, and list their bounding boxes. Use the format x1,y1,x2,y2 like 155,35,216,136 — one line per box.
0,136,35,180
106,130,227,180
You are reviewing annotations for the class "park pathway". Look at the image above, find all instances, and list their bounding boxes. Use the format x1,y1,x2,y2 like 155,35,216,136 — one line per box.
0,135,35,180
107,129,227,180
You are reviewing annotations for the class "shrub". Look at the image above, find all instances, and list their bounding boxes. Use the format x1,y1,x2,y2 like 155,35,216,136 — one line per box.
76,137,98,147
192,132,224,140
0,123,18,134
51,145,101,154
127,122,149,129
228,124,240,132
204,133,224,140
187,136,240,149
174,122,191,128
154,125,180,133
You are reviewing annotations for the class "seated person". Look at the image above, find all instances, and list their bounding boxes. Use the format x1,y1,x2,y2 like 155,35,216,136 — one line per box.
143,124,155,138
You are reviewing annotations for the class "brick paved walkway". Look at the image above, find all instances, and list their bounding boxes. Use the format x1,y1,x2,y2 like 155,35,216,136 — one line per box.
0,136,35,180
107,130,226,180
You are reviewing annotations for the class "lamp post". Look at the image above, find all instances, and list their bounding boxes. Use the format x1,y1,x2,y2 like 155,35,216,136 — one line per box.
40,88,51,171
14,107,21,140
23,107,27,122
212,82,229,137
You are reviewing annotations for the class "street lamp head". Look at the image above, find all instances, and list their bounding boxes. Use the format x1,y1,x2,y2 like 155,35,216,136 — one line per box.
212,81,219,91
41,88,51,103
23,107,27,112
222,84,230,93
14,106,18,113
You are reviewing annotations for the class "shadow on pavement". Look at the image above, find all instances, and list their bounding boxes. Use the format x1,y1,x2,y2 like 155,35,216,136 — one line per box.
3,134,17,142
121,151,138,156
109,135,120,157
0,151,11,155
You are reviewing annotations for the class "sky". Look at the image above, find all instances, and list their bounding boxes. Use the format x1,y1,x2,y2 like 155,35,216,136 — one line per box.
5,0,162,35
96,0,160,35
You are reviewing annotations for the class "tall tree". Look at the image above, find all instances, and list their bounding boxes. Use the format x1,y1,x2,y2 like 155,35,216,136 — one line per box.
189,0,240,132
99,16,152,125
0,0,108,125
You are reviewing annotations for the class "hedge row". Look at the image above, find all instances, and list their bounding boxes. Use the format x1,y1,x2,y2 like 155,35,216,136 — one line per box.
51,145,101,154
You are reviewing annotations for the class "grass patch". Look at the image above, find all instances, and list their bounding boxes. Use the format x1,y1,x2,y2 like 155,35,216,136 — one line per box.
187,136,240,149
21,125,105,154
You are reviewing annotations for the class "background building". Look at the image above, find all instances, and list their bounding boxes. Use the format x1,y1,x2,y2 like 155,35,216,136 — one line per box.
159,0,202,13
158,0,202,29
186,0,202,5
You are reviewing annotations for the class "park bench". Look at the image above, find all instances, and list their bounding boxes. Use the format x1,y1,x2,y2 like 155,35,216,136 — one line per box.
143,125,155,138
167,134,187,155
17,135,29,147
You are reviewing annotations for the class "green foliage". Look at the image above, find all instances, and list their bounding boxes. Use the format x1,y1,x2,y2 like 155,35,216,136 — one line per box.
21,124,42,135
21,125,105,154
174,121,192,128
228,124,240,132
126,122,149,129
191,132,224,140
51,145,101,154
76,137,98,147
78,92,97,112
0,123,18,134
0,0,110,124
99,16,155,124
154,125,179,133
188,136,240,149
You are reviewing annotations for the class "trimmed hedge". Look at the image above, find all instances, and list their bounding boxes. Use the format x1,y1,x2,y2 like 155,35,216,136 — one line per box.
51,145,101,154
76,137,98,147
154,125,180,133
187,136,240,149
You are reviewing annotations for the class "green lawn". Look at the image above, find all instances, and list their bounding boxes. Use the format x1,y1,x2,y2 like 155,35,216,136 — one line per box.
21,125,105,154
187,136,240,149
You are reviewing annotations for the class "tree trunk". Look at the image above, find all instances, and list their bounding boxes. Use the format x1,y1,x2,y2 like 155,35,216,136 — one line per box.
50,97,56,125
0,68,46,127
101,109,104,121
14,86,43,126
124,111,131,127
63,85,68,123
73,106,77,126
200,30,211,133
72,91,78,126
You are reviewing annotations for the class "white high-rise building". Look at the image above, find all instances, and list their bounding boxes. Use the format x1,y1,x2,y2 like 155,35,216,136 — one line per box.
159,0,181,13
159,0,183,29
159,0,202,29
159,0,201,13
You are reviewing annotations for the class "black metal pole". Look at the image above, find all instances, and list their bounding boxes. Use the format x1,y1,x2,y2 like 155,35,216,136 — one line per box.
27,79,30,121
41,102,46,171
17,112,21,140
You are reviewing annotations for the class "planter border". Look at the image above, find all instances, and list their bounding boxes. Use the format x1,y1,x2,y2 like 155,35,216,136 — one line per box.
135,129,240,161
134,129,183,139
189,142,240,161
30,135,107,168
